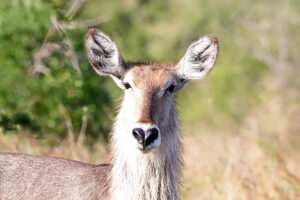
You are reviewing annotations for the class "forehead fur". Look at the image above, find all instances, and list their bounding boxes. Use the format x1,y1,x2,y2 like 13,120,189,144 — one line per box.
126,62,175,90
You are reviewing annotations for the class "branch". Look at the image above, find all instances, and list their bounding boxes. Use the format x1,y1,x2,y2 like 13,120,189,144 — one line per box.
29,0,108,75
61,16,110,30
66,0,87,20
28,43,60,75
77,106,88,148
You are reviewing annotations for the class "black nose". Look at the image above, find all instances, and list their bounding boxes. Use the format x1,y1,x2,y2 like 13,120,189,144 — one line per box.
145,128,158,147
132,128,145,145
132,128,159,149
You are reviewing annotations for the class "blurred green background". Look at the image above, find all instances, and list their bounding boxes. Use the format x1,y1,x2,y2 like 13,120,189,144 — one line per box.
1,0,300,199
0,0,299,141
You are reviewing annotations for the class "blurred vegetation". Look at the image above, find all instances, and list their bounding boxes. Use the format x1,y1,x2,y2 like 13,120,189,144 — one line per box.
1,0,300,199
0,0,299,143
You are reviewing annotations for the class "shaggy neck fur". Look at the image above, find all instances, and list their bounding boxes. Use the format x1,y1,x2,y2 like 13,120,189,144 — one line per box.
109,101,183,200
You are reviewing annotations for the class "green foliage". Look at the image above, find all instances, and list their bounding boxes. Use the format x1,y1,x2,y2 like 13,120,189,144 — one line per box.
0,113,40,133
1,0,298,141
0,0,114,140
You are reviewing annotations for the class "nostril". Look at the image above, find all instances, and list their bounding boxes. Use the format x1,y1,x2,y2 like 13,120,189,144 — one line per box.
132,128,145,144
145,128,159,147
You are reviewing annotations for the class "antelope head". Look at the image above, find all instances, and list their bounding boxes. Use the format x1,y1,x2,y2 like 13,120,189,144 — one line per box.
85,28,219,154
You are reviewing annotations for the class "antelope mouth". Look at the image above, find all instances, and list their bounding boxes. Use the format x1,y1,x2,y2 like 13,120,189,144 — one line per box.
137,142,159,152
138,147,153,153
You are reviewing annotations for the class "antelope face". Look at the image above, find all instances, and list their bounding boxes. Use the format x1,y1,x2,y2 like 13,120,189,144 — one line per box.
85,29,219,152
121,65,175,150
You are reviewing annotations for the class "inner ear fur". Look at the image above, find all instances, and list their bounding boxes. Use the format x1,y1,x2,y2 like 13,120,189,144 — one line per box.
85,28,127,80
176,34,219,82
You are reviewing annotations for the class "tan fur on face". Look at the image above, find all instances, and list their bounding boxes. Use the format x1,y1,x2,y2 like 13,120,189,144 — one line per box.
125,64,175,124
129,64,174,91
110,62,183,200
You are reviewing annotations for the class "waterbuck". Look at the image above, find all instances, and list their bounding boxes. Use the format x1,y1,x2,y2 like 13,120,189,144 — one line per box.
0,28,219,200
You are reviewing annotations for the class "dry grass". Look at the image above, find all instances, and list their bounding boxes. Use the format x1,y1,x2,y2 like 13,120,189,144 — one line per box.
0,130,108,165
183,93,300,200
183,131,300,200
0,93,299,200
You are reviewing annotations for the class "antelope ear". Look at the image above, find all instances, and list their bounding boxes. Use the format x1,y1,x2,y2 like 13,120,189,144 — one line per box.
176,34,219,86
85,28,127,88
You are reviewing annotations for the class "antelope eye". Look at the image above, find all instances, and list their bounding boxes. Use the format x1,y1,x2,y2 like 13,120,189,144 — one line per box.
123,82,131,89
166,84,175,93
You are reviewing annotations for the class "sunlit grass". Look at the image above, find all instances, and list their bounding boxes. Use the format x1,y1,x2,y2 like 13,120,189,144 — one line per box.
1,92,299,200
182,92,300,200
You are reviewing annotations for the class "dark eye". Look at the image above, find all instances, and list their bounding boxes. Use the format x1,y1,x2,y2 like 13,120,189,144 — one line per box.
167,84,175,93
123,82,131,89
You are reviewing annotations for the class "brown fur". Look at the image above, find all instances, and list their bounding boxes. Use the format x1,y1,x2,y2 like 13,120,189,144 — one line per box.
109,63,183,200
0,28,219,200
0,153,110,200
128,64,174,124
0,63,182,200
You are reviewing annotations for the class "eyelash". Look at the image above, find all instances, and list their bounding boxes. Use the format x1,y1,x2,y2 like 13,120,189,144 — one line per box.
167,84,175,93
123,82,131,89
123,83,175,92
